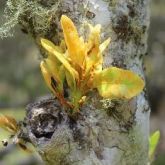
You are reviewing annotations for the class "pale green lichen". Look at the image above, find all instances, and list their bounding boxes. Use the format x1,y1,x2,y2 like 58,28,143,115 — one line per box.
104,0,117,10
0,0,60,38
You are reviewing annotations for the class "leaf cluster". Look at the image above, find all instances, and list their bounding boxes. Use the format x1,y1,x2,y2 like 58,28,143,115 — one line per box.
40,15,144,113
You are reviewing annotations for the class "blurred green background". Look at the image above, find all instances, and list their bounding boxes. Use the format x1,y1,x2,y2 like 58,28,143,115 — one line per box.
0,0,165,164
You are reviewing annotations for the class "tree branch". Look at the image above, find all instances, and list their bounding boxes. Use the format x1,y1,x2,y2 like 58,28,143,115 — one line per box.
3,0,150,164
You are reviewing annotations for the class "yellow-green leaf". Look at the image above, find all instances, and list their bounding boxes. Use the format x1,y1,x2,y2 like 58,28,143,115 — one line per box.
65,70,76,90
149,130,160,160
58,65,66,84
93,67,145,99
61,15,85,67
0,115,18,134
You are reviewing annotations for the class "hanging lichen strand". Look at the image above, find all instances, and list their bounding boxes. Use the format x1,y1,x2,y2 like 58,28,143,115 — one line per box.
40,15,144,113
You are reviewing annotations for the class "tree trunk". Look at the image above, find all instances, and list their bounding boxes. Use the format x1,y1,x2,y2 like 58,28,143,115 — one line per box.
11,0,150,164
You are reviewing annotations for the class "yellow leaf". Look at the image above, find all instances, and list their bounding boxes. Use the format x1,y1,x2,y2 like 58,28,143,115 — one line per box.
40,39,66,92
40,61,56,94
40,38,79,87
99,38,111,54
85,24,102,73
45,58,61,84
41,61,72,108
93,67,145,99
87,24,101,53
59,40,67,53
45,58,65,92
0,115,18,134
61,15,85,67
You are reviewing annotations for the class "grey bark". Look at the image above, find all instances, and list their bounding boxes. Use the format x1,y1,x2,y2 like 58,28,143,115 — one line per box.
5,0,150,165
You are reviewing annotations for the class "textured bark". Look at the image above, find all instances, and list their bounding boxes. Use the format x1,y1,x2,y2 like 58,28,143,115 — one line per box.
16,0,150,164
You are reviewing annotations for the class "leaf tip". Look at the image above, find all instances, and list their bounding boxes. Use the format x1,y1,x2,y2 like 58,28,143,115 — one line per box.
149,130,160,160
60,15,74,29
40,38,46,46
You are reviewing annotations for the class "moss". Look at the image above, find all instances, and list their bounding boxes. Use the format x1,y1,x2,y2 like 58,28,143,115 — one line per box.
101,99,123,119
112,13,146,45
101,98,135,131
127,4,136,18
112,15,130,40
105,1,147,45
111,58,127,68
107,0,117,8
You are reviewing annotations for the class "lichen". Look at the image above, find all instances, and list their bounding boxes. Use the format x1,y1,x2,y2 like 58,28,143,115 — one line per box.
0,0,61,38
